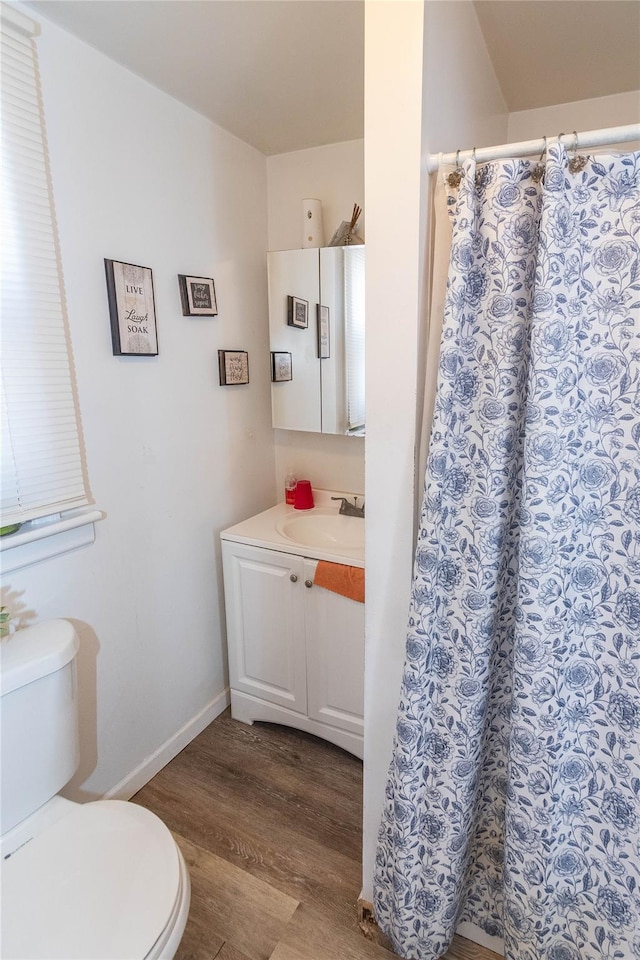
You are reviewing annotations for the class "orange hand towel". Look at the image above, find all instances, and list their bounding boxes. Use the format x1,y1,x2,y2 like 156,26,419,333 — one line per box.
314,561,365,603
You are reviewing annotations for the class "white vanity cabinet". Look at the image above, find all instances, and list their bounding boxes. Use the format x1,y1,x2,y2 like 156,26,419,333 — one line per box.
221,539,365,758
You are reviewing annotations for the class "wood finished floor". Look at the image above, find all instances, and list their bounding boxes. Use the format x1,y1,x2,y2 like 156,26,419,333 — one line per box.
133,710,500,960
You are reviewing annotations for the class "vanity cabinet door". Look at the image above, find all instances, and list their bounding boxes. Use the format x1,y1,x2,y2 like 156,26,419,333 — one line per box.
222,542,307,714
303,559,365,736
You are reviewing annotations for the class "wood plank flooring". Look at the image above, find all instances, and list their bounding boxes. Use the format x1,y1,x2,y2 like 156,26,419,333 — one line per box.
133,710,501,960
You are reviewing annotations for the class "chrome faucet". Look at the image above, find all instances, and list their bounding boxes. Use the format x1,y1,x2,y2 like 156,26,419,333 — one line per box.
331,496,365,518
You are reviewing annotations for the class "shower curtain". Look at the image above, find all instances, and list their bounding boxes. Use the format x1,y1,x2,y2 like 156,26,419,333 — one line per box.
374,143,640,960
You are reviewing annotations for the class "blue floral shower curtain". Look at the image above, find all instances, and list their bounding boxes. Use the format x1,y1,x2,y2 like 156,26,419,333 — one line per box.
374,144,640,960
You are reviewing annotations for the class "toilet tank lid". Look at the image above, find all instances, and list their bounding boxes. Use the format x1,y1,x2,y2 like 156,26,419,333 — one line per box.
0,620,79,696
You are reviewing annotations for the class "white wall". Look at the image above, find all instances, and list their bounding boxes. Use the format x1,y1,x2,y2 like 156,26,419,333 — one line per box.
362,0,427,902
422,1,508,156
267,140,366,497
3,11,276,800
508,89,640,144
272,430,364,499
267,139,364,252
362,0,507,903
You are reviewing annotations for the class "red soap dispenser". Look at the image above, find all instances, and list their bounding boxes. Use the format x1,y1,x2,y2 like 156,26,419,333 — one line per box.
284,471,297,505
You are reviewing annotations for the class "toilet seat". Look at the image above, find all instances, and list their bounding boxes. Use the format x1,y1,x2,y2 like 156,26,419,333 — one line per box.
1,799,189,960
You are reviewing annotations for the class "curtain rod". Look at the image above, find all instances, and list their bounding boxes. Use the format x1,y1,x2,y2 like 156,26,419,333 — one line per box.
425,123,640,173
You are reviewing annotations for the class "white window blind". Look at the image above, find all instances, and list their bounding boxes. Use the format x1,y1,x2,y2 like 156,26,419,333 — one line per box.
344,245,365,432
1,5,89,527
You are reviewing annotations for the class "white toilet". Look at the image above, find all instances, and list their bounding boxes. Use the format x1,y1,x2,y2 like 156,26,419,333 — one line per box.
0,619,191,960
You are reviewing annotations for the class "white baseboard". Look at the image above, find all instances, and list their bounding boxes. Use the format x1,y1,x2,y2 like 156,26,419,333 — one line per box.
456,921,505,956
103,688,231,801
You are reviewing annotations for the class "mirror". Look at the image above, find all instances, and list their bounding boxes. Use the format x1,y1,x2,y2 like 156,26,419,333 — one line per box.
268,246,365,435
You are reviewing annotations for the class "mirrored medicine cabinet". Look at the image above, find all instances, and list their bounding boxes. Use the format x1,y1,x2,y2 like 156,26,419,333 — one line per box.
268,246,365,436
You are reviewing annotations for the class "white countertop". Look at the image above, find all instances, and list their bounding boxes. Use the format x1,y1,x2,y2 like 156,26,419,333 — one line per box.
220,489,365,568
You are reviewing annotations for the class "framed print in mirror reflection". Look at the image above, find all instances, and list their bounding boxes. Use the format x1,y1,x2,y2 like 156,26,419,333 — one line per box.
271,351,292,382
287,295,308,329
317,305,330,359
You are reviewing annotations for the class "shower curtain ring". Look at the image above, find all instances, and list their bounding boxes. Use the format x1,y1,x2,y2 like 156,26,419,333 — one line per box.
472,147,482,188
446,149,465,188
532,135,547,183
568,129,588,173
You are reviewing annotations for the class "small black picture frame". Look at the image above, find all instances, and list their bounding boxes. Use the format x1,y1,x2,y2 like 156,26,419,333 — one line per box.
218,350,249,385
178,274,218,316
271,351,293,382
287,295,308,329
317,305,330,359
105,258,158,356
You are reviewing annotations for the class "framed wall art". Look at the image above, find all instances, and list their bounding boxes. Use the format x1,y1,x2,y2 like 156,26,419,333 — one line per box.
271,351,292,382
178,274,218,316
287,295,308,329
105,259,158,356
317,305,330,359
218,350,249,386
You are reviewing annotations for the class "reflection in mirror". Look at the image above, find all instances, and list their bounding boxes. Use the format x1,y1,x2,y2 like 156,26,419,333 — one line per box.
344,247,365,436
268,246,365,436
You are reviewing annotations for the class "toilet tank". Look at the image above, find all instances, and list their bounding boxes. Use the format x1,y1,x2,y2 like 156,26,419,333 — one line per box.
0,619,80,835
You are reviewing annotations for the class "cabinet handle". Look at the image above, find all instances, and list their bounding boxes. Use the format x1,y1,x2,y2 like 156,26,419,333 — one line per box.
290,574,298,583
305,579,313,588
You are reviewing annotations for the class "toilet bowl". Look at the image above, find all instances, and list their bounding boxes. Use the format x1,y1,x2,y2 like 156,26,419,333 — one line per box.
0,620,190,959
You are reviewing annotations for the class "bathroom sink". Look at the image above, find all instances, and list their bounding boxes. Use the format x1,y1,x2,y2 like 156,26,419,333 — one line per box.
276,512,365,551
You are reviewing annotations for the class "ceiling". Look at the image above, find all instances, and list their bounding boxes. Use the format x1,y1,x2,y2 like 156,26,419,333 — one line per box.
26,0,365,156
26,1,640,156
474,0,640,112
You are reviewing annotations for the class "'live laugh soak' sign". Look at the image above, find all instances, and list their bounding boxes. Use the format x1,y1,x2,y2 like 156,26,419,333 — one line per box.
105,259,158,356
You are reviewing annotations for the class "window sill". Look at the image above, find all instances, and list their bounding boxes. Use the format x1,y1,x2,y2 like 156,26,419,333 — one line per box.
0,508,105,573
